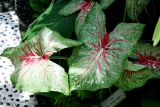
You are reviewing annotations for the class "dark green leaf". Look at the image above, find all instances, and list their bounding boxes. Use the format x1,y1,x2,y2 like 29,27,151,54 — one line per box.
126,0,151,21
115,68,154,91
29,0,46,12
142,98,160,107
40,0,52,5
100,0,115,9
22,1,78,42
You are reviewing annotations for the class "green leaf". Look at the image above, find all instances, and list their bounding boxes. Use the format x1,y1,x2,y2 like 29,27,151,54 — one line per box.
11,60,69,94
152,17,160,46
77,3,105,41
100,0,115,9
2,28,82,95
60,0,94,36
126,0,151,21
115,68,154,91
40,0,52,5
124,60,147,71
130,42,160,77
75,1,94,37
142,98,160,107
29,0,47,13
59,0,83,16
68,4,145,91
22,1,78,42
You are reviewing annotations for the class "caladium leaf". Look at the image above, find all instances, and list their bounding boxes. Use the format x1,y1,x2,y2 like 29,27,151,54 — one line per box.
77,3,105,41
2,27,82,95
124,60,147,71
22,0,78,42
68,4,145,91
59,0,94,16
100,0,115,10
115,68,154,91
59,0,83,16
75,1,94,36
131,43,160,77
60,0,94,36
126,0,151,21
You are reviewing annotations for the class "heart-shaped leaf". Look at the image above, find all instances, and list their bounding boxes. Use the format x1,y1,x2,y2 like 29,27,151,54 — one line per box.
68,3,145,91
2,27,82,95
126,0,151,21
115,68,154,91
100,0,115,10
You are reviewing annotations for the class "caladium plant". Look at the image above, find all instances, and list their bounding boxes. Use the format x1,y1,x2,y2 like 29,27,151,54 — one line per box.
115,42,160,91
131,43,160,77
68,3,145,91
2,0,156,98
2,27,82,95
115,60,154,91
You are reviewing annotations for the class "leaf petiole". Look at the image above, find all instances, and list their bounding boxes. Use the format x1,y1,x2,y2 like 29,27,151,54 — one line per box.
49,56,68,60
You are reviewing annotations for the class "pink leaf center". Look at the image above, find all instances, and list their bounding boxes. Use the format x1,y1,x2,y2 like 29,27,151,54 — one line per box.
100,33,110,49
136,53,160,68
81,0,93,13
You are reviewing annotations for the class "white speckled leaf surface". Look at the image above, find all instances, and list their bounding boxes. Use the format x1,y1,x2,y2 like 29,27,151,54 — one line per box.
0,11,37,107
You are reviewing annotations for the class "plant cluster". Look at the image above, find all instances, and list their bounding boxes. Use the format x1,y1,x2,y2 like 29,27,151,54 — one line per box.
1,0,160,106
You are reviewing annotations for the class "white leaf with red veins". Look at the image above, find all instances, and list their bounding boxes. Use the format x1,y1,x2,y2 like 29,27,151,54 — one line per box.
2,27,82,95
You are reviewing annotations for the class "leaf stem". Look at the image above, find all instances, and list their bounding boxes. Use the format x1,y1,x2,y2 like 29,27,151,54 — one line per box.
49,56,68,60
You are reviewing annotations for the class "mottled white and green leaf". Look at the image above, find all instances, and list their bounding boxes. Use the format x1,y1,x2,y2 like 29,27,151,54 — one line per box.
68,3,145,91
59,0,83,16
